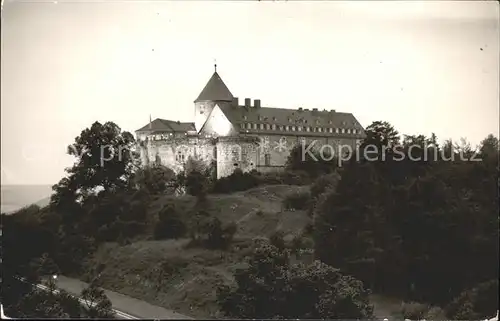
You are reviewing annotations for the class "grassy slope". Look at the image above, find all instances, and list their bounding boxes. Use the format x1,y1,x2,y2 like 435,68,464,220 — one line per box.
82,185,313,318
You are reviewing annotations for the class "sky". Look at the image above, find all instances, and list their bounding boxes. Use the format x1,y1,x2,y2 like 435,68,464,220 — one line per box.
1,0,499,185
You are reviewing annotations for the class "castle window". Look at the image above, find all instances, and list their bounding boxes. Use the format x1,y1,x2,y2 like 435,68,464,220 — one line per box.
306,126,310,132
240,123,245,129
279,125,284,130
243,116,247,120
247,123,251,129
318,128,322,132
335,128,340,134
259,116,263,121
298,126,302,131
341,128,345,133
253,123,258,129
329,128,333,133
347,129,351,134
231,149,239,161
266,124,270,130
271,124,276,130
264,154,271,166
285,125,290,131
260,123,264,130
291,126,296,131
353,129,357,134
176,151,186,163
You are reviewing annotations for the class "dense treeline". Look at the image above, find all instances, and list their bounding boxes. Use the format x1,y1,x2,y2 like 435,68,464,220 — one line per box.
310,122,498,318
1,120,498,319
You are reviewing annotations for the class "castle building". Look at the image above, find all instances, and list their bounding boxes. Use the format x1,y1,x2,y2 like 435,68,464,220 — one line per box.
135,66,366,178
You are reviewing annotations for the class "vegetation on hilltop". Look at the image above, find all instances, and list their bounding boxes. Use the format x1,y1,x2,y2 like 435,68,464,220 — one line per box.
1,119,498,319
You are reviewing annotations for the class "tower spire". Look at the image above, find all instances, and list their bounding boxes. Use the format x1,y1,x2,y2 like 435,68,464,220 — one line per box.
214,58,217,73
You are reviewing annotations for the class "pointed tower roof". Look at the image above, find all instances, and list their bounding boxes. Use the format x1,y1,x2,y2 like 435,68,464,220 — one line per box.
194,70,234,103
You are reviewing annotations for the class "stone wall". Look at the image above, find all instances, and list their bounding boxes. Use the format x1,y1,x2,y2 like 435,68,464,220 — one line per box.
241,134,361,168
138,133,362,179
143,137,216,174
216,136,259,179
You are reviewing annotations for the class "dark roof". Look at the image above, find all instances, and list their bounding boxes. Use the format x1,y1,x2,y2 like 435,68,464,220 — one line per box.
136,118,195,133
194,72,233,103
217,103,365,138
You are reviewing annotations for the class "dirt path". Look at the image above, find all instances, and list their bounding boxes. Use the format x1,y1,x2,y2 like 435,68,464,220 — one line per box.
53,275,192,319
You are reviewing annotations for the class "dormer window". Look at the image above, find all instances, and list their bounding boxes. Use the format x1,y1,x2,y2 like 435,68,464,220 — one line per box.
259,116,263,121
316,119,320,124
328,120,332,124
243,116,247,120
273,117,277,121
288,118,293,123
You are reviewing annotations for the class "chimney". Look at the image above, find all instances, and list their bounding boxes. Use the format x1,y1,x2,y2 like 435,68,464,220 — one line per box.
298,107,303,112
232,97,239,107
245,98,251,108
312,108,318,112
254,99,261,108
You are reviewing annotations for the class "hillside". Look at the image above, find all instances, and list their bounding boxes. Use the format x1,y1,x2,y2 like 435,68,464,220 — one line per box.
80,185,313,318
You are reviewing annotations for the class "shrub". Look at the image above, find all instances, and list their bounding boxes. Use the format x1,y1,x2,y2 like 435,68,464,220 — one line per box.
133,165,175,194
185,170,208,197
205,218,237,249
211,170,260,193
290,234,304,256
283,190,311,210
217,243,373,319
269,230,286,251
400,302,430,320
445,279,499,320
425,306,446,319
153,204,187,240
310,171,341,200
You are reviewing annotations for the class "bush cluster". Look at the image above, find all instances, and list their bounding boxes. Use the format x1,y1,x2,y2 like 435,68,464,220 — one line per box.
282,190,311,210
153,203,187,240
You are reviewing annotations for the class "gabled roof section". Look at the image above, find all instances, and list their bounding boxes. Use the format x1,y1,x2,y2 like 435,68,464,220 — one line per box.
135,118,195,133
216,102,365,138
194,72,234,103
